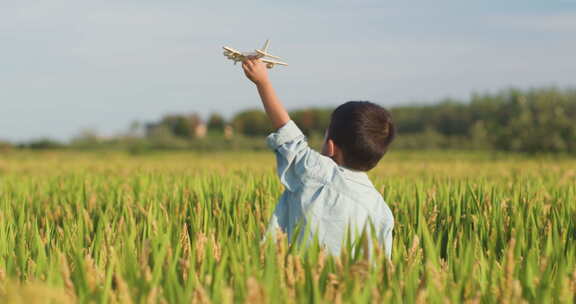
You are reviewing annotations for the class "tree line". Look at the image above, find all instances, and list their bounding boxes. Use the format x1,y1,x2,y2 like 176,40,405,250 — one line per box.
223,87,576,154
3,87,575,154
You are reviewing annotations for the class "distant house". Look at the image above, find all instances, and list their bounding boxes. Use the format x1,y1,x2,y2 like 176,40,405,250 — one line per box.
224,125,234,139
0,141,12,151
195,123,207,138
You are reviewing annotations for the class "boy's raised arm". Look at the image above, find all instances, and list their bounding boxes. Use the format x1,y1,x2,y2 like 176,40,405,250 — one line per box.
242,58,290,129
242,58,332,190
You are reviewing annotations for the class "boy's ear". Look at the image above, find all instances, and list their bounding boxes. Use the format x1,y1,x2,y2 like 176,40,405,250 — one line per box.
325,139,335,157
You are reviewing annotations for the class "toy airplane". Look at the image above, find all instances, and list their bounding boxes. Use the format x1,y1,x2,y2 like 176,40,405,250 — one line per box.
222,40,288,69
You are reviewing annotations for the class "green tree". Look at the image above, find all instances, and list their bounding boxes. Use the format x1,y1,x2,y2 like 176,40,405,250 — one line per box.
232,110,271,136
146,113,203,139
290,108,332,136
207,113,226,133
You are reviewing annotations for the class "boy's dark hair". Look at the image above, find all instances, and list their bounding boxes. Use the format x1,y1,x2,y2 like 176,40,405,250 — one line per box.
327,101,395,171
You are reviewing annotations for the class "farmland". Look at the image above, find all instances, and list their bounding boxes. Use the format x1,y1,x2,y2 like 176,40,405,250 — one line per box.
0,151,575,303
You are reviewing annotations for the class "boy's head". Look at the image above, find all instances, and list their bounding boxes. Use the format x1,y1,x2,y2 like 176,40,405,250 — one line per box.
322,101,395,171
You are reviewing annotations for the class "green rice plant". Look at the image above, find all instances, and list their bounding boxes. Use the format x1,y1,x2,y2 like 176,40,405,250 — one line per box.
0,151,574,303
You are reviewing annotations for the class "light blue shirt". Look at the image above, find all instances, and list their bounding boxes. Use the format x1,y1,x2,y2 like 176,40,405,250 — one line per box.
265,120,394,258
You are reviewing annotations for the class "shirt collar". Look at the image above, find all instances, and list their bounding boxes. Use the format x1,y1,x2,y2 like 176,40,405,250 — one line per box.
338,166,373,187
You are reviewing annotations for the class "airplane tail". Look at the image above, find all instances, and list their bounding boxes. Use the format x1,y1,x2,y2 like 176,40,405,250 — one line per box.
256,40,282,59
262,39,270,52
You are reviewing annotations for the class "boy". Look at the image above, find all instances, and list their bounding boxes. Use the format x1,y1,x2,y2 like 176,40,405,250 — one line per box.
242,58,395,258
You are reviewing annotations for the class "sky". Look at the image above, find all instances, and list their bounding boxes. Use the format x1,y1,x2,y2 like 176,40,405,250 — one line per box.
1,0,575,141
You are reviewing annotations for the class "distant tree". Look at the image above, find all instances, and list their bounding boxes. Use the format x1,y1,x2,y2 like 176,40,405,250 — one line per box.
232,110,271,136
290,108,332,135
429,100,472,136
71,129,101,148
491,88,576,153
390,106,428,134
145,124,190,149
22,138,65,149
392,87,576,153
126,121,144,138
134,87,575,153
207,113,226,132
146,113,204,139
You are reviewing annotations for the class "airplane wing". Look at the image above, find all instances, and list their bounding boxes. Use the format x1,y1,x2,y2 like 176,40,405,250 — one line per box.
255,49,282,60
261,58,288,66
223,46,246,64
223,46,242,55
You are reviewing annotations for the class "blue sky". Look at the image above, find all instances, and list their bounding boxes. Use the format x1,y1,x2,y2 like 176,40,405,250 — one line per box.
1,0,575,141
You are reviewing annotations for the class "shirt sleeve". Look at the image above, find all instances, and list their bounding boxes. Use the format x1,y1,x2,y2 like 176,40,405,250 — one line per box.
266,120,333,192
379,219,394,259
264,194,289,239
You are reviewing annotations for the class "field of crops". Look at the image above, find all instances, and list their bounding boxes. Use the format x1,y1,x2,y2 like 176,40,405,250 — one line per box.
0,151,575,303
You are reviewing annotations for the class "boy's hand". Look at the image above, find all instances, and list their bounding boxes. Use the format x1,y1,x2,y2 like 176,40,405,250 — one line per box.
242,58,269,86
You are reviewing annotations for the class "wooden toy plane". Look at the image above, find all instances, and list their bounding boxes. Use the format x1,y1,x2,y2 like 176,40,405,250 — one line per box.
222,40,288,69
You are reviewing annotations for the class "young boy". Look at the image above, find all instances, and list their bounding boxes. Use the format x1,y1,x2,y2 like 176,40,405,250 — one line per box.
242,59,395,258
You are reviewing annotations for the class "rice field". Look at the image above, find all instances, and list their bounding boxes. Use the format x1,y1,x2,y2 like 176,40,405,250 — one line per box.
0,151,575,303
